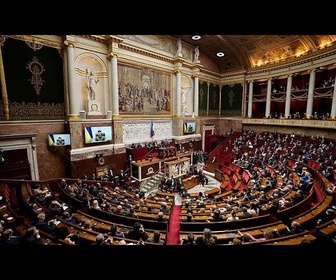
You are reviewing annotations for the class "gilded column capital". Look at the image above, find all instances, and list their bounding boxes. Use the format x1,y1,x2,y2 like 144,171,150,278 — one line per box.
63,40,76,48
107,52,118,60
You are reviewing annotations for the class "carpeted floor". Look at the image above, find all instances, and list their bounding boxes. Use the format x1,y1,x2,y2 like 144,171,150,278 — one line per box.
166,194,182,245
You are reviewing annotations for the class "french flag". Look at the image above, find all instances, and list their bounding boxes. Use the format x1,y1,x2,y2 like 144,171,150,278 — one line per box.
150,121,155,137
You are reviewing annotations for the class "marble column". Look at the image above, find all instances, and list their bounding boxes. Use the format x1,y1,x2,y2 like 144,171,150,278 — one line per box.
265,78,272,118
65,41,79,119
111,54,119,117
176,70,182,117
330,74,336,119
284,74,293,118
247,81,253,118
193,75,199,117
306,69,316,119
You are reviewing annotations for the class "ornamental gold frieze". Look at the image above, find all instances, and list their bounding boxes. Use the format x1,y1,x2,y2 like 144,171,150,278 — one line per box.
0,101,65,121
119,44,172,64
4,35,62,49
80,35,106,43
247,49,336,75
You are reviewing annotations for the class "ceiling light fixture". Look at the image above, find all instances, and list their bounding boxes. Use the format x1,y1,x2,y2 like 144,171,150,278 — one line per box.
192,35,201,41
217,52,225,57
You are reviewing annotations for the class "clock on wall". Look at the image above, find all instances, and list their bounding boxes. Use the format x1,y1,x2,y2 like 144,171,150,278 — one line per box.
98,156,105,165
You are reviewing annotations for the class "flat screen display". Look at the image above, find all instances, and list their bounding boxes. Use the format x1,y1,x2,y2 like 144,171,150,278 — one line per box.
183,122,196,134
84,126,112,144
48,134,71,146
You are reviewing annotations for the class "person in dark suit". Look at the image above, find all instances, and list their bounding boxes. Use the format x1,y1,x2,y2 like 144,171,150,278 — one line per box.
183,212,194,222
156,211,167,222
107,224,125,238
181,233,196,245
62,211,81,226
239,207,254,219
119,170,126,188
1,228,22,245
91,233,113,245
284,221,303,235
20,226,43,245
125,222,148,242
34,212,58,235
108,169,117,186
146,230,165,244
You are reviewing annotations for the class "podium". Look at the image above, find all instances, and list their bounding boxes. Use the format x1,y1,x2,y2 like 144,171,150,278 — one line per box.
131,158,162,182
165,157,190,178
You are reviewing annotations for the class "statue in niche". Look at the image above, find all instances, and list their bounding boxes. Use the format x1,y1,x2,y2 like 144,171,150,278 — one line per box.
181,88,189,114
86,68,99,100
194,46,199,62
176,37,182,56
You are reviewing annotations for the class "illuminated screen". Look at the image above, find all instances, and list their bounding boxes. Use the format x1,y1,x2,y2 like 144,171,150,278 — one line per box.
48,134,71,146
183,122,196,134
84,126,112,144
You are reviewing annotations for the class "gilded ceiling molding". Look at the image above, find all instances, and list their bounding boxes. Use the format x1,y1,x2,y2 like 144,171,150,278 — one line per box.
117,60,171,77
248,49,336,76
5,35,62,49
104,35,123,45
80,35,106,43
119,44,172,64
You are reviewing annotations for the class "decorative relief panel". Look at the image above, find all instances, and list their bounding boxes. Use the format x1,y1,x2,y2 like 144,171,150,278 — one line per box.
123,121,172,144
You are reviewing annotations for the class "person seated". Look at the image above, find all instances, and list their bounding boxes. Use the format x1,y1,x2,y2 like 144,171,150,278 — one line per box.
195,228,217,245
183,212,194,222
48,200,64,215
107,224,125,238
156,211,167,222
181,233,196,245
146,230,165,244
34,212,58,235
91,233,113,245
125,222,148,242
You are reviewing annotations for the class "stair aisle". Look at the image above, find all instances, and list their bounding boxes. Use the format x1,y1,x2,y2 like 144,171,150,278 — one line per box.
166,194,182,245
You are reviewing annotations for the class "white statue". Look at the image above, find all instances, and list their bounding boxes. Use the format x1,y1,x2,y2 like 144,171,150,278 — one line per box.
86,69,99,100
176,37,182,56
194,46,199,62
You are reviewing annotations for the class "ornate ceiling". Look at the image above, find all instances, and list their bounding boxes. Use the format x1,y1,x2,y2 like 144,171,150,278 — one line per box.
172,35,336,73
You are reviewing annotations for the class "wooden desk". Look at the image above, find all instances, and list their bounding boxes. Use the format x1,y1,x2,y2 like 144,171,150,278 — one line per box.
131,159,162,182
